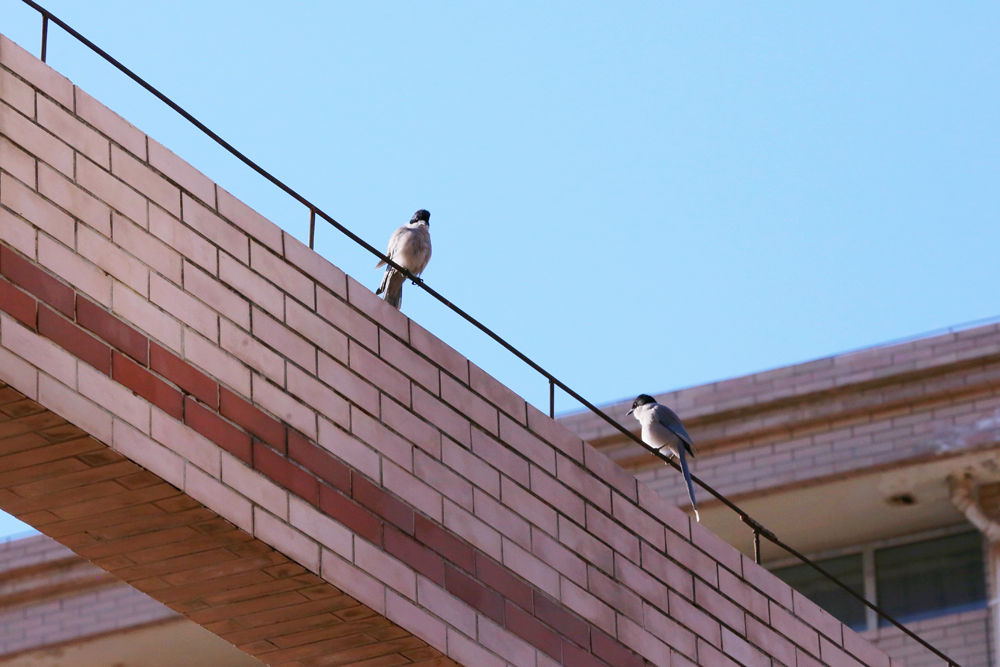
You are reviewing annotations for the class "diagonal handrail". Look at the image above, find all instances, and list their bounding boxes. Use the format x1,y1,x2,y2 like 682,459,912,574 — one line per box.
14,3,961,664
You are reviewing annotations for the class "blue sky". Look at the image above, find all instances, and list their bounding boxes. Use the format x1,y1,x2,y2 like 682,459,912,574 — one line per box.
0,2,997,537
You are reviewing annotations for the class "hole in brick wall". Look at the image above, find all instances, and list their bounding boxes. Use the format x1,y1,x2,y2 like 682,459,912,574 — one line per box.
886,493,917,506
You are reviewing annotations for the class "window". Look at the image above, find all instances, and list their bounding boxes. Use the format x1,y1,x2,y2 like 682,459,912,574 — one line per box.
875,531,987,625
770,529,987,632
772,554,866,630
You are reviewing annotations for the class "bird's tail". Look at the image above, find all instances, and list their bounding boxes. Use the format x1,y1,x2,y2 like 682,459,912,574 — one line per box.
377,269,405,310
678,445,700,522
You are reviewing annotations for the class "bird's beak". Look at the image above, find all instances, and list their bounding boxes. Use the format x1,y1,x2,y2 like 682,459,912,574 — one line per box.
626,408,634,416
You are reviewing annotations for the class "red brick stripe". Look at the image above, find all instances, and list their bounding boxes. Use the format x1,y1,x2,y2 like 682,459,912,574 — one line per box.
0,250,645,667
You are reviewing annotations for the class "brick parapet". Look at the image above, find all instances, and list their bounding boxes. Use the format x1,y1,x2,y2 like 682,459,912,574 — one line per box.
0,33,895,667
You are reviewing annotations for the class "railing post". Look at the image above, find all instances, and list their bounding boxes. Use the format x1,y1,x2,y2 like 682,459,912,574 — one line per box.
753,529,761,564
40,14,48,62
549,380,555,418
308,208,316,249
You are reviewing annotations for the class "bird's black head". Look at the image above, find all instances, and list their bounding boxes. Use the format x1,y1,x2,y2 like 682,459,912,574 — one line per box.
626,394,656,416
412,209,431,225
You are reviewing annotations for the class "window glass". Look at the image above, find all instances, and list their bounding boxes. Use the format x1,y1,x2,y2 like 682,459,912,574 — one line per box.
875,531,986,625
772,554,866,630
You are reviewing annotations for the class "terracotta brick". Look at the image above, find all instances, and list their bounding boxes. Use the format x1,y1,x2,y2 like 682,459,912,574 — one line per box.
721,627,769,667
586,504,639,565
76,362,149,434
769,600,820,656
321,549,386,614
592,629,644,667
618,615,676,667
285,298,348,364
612,492,665,553
386,590,448,653
642,602,697,660
220,452,289,521
0,36,72,106
383,459,441,523
637,483,691,542
254,441,318,505
111,281,181,352
791,589,842,643
316,287,378,351
150,207,217,275
220,387,285,451
252,307,315,374
0,102,72,176
531,589,589,646
443,499,502,561
77,296,148,364
0,275,37,329
282,230,346,297
501,476,557,537
588,565,642,623
443,562,503,623
288,429,350,493
37,304,109,374
471,428,528,488
184,395,251,464
110,351,182,419
2,312,76,388
0,241,74,317
148,139,215,207
36,164,110,238
353,474,414,535
384,525,446,586
410,513,473,573
561,639,606,667
0,135,35,187
318,484,381,548
37,95,109,168
74,86,146,157
741,555,793,610
501,600,559,659
38,378,116,449
149,342,217,407
0,67,33,116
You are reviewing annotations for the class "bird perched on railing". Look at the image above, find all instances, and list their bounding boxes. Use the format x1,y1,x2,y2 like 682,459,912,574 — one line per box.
627,394,700,522
376,209,432,310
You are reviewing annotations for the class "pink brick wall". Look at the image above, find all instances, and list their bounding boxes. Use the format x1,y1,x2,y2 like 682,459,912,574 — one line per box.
0,32,897,667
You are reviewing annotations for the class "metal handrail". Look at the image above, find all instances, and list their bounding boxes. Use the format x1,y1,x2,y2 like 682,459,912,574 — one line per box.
17,3,960,664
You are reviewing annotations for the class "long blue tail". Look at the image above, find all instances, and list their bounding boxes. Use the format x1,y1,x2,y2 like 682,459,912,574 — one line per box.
678,446,700,522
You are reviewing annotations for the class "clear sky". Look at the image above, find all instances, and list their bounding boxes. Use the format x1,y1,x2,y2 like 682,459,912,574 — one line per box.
0,2,997,537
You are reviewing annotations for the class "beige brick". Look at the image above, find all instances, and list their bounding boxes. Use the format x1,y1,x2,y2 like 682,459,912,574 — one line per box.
183,261,249,330
112,281,182,352
382,394,440,457
219,253,281,319
321,548,385,615
77,156,146,225
612,492,665,552
383,460,441,522
78,224,149,297
410,321,468,383
559,577,616,635
0,36,74,108
414,449,471,508
350,405,412,471
619,614,674,667
317,352,378,416
184,329,251,397
185,463,251,532
1,170,73,247
220,318,284,386
150,407,220,478
0,102,72,177
149,274,216,342
38,372,112,444
112,418,184,489
413,386,470,447
589,565,642,622
182,193,248,263
289,496,352,560
254,507,319,573
447,628,505,667
470,362,526,425
386,589,447,652
1,312,76,388
354,539,416,600
531,528,587,587
112,213,181,284
0,206,36,258
38,163,111,237
252,307,314,374
0,341,38,399
318,416,379,480
285,298,347,364
417,575,476,637
0,68,33,116
529,465,585,525
502,537,559,598
150,207,217,274
556,454,611,513
250,241,314,308
477,615,535,667
282,231,345,296
37,96,109,168
78,363,149,434
74,86,146,158
349,339,409,406
111,145,179,216
252,373,316,439
442,374,498,436
527,403,585,462
0,135,35,186
380,329,439,394
148,139,215,207
499,413,555,475
474,488,530,550
501,476,557,537
316,287,378,351
287,364,349,431
221,453,288,520
442,436,499,498
443,499,502,561
558,514,613,576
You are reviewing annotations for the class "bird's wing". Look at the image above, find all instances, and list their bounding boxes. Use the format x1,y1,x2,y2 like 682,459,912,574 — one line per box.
376,226,407,268
651,404,696,456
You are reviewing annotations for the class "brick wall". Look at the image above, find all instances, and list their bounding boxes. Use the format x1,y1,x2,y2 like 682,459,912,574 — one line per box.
0,32,896,667
863,609,990,667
